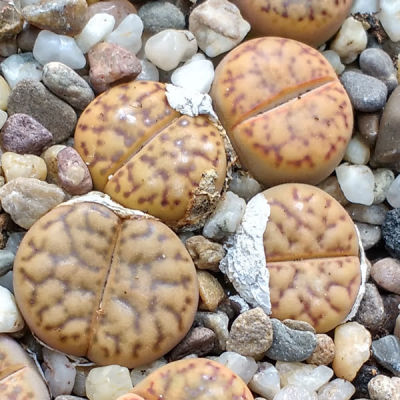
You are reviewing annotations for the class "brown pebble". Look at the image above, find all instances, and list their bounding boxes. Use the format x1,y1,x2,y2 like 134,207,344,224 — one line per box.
357,112,379,146
306,334,335,366
185,235,225,271
371,258,400,295
197,270,225,312
0,0,23,40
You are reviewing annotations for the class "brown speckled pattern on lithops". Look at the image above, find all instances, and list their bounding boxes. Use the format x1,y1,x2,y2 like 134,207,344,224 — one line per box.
0,334,50,400
74,80,227,229
131,358,254,400
13,202,199,368
263,184,360,333
211,37,353,187
231,0,352,47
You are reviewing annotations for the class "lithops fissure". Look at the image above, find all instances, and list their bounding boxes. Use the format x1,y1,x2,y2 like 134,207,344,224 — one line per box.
211,37,353,187
131,358,254,400
263,184,360,333
74,80,227,229
0,334,50,400
13,201,199,368
231,0,353,47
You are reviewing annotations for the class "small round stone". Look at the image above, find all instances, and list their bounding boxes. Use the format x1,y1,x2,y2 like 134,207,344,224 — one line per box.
185,235,225,271
372,335,400,376
1,152,47,182
382,209,400,259
368,375,399,400
87,0,137,27
0,0,23,40
355,283,385,331
371,258,400,295
197,270,225,311
373,169,395,204
306,334,335,366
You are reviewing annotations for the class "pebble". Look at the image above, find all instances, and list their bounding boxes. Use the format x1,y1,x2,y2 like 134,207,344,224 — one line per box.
2,152,47,182
356,222,381,250
145,29,197,71
283,319,315,333
43,347,76,397
74,13,115,54
42,62,94,110
0,232,25,277
382,208,400,259
130,358,167,386
343,134,370,165
372,335,400,376
41,144,66,183
197,270,225,311
317,175,348,206
0,177,65,229
105,14,143,55
0,1,23,40
86,365,133,400
185,235,225,271
0,36,17,57
357,112,379,146
336,163,375,205
371,258,400,295
136,58,159,81
0,76,10,111
1,113,53,155
340,71,388,113
195,311,229,351
138,1,185,33
226,307,273,359
21,0,88,36
169,327,215,360
203,191,246,240
373,169,395,204
285,363,334,392
0,285,24,332
346,203,389,225
306,334,335,366
368,374,400,400
321,50,345,75
330,17,367,64
56,146,93,195
7,80,77,143
265,319,317,362
86,0,137,28
380,295,400,337
216,351,258,384
359,48,398,93
55,396,87,400
351,0,379,13
273,385,317,400
88,41,141,94
1,52,42,89
386,174,400,208
353,364,381,399
189,0,250,57
318,379,356,400
248,362,280,400
379,0,400,42
33,30,86,70
355,283,385,331
228,171,263,202
16,24,41,52
0,110,6,129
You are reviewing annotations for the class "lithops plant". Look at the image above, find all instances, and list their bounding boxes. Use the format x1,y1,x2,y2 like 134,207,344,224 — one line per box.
13,194,199,368
211,37,353,187
230,0,353,47
0,334,50,399
74,80,227,230
130,358,254,400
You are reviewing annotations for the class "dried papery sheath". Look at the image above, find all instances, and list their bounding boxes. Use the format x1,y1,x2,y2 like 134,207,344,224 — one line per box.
220,192,271,314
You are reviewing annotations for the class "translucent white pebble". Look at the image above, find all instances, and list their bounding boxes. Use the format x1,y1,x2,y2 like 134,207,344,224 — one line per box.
105,14,143,54
351,0,379,13
336,163,375,205
33,30,86,70
318,378,355,400
0,110,7,129
0,285,24,332
75,13,115,54
286,365,333,393
216,352,258,384
274,385,318,400
344,135,370,165
171,58,214,93
321,50,345,75
136,59,159,81
1,53,42,88
145,29,198,71
248,362,280,400
379,0,400,42
386,174,400,208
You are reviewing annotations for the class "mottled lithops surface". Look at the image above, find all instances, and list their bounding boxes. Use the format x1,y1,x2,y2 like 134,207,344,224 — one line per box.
131,358,254,400
231,0,353,47
263,184,360,333
0,334,50,399
13,201,199,368
211,37,353,187
74,80,227,229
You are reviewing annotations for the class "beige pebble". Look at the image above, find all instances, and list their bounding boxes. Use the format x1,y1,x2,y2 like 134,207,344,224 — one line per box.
185,235,225,271
395,314,400,338
0,76,10,111
368,374,400,400
41,144,66,183
197,270,225,311
306,334,335,366
371,258,400,295
2,152,47,182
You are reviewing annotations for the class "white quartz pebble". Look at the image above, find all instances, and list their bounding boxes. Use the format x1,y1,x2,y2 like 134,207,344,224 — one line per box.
33,30,86,70
318,378,356,400
274,385,318,400
75,13,115,54
86,365,133,400
171,58,214,93
344,135,370,165
0,110,7,129
286,365,334,393
330,17,367,64
0,285,24,332
248,362,280,400
145,29,198,71
321,50,345,75
105,14,143,54
1,53,42,89
336,163,375,205
351,0,379,13
379,0,400,42
136,59,159,81
216,352,258,384
386,174,400,208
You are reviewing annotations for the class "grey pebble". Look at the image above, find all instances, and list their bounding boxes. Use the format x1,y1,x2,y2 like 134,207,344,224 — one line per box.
139,1,185,33
195,311,229,352
341,71,388,112
346,203,389,225
373,168,395,204
372,335,400,376
55,396,87,400
355,222,381,250
382,208,400,259
355,283,385,331
265,318,317,362
42,62,94,110
7,79,77,143
0,232,25,277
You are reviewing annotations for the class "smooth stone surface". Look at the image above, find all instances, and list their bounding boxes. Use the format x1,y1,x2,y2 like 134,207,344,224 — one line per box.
216,351,258,384
2,152,47,181
355,222,381,250
195,311,229,351
371,258,400,295
379,0,400,42
136,58,159,81
372,335,400,376
273,385,317,400
0,110,6,129
0,36,17,57
87,0,136,27
265,319,317,362
322,50,345,75
197,270,225,311
285,364,333,393
382,208,400,259
248,362,280,400
16,23,40,52
139,1,185,33
340,71,388,112
185,235,225,271
357,112,379,146
351,0,379,13
0,285,24,332
346,203,389,225
0,232,24,277
355,283,385,331
318,379,356,400
317,175,348,206
0,75,10,110
373,168,395,204
386,174,400,208
7,80,77,143
343,134,370,165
